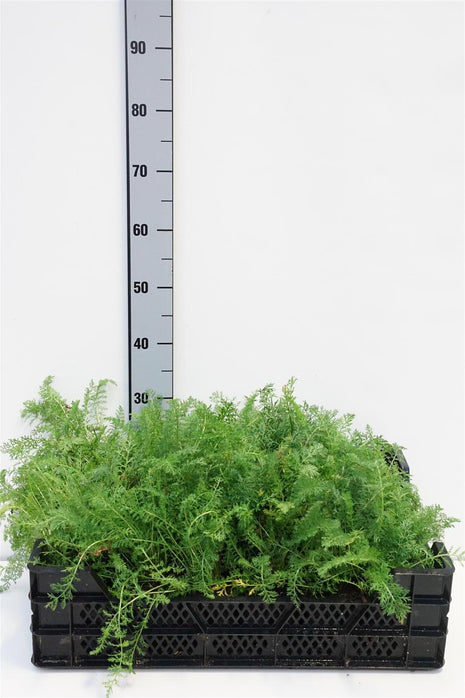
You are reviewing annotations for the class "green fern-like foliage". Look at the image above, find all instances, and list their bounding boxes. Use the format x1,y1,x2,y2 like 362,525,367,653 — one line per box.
1,377,461,691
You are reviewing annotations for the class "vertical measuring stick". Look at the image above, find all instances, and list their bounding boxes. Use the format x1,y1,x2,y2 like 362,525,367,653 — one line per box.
125,0,173,415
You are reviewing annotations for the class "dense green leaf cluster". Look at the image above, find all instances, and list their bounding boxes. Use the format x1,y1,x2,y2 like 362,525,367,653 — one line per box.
0,377,460,687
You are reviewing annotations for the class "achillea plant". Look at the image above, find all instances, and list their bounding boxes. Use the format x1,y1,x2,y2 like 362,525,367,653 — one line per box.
1,377,462,692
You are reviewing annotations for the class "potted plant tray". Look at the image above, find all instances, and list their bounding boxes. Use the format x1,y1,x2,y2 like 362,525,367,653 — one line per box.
29,540,454,670
2,379,460,680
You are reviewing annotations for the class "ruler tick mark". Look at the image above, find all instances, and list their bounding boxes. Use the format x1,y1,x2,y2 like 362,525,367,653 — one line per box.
157,342,173,345
161,199,172,203
161,257,173,261
157,286,173,289
156,108,172,112
155,46,172,50
157,228,172,231
161,314,173,317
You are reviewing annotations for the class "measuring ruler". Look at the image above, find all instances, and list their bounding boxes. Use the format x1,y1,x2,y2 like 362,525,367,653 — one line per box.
125,0,173,415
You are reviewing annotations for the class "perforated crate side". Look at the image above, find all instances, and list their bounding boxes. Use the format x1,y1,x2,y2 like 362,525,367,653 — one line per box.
137,632,204,666
347,635,408,667
72,632,109,666
72,599,109,629
352,604,407,633
190,599,292,632
276,634,345,665
136,601,201,631
27,541,454,670
282,601,360,633
206,633,275,666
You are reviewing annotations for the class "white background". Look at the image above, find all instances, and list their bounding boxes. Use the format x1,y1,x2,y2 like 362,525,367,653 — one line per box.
1,1,464,697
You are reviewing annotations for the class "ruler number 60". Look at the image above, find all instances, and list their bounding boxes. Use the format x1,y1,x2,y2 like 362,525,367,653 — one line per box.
133,224,148,236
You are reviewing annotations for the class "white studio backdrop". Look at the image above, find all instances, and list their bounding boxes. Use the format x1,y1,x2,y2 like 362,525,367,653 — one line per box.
1,0,463,567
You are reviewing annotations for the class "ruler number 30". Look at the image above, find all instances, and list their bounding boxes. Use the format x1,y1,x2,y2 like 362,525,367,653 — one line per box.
134,392,149,405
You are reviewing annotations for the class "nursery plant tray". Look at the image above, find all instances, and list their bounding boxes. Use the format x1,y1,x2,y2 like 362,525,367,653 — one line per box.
28,541,453,670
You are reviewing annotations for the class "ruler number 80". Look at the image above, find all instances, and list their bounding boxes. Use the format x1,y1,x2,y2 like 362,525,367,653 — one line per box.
131,104,147,117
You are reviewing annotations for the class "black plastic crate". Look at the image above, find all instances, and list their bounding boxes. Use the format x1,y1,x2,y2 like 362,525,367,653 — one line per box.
28,541,454,670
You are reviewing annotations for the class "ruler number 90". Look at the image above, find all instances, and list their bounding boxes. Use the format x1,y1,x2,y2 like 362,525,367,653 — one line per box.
130,40,146,54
